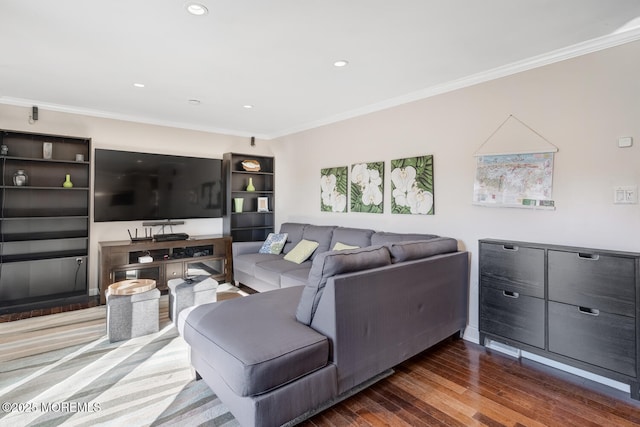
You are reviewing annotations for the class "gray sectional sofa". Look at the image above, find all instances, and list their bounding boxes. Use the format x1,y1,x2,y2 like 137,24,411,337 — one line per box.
182,223,469,427
232,222,443,292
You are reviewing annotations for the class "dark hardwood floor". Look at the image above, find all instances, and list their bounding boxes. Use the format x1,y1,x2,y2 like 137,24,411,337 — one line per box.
302,337,640,426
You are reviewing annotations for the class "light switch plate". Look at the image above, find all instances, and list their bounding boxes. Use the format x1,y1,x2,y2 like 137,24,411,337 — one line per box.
613,185,638,204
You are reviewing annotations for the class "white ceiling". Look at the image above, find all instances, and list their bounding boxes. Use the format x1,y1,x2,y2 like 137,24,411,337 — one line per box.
2,1,640,139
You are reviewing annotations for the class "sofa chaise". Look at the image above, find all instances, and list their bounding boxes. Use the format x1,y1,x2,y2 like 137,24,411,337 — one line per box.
182,224,469,426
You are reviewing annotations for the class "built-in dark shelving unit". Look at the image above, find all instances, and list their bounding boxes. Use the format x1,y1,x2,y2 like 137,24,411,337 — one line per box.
223,153,275,242
0,129,91,314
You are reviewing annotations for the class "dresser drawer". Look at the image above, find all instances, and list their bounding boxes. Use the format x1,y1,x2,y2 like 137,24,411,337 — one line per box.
549,301,636,377
548,250,636,317
480,242,544,298
480,286,545,349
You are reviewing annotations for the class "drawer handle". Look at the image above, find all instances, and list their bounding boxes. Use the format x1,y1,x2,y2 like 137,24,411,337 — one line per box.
502,290,519,299
578,306,600,316
502,245,518,251
578,252,599,261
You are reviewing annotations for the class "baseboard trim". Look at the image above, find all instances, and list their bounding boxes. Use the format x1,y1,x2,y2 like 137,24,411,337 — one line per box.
462,324,479,344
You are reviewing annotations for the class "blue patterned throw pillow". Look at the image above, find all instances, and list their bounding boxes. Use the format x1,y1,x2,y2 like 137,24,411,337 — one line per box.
259,233,289,254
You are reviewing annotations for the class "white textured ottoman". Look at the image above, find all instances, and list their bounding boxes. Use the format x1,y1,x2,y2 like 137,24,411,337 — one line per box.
106,281,160,342
168,275,218,325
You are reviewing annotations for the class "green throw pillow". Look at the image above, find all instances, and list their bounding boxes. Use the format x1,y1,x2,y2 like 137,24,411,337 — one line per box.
259,233,288,254
332,242,360,251
284,239,319,264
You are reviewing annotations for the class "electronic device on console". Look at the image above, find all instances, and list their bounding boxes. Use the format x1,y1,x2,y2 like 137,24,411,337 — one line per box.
154,233,190,242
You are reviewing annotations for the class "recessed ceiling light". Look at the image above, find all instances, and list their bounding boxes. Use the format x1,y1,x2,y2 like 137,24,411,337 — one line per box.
243,104,254,109
188,99,201,105
133,83,145,88
333,60,349,67
186,2,208,16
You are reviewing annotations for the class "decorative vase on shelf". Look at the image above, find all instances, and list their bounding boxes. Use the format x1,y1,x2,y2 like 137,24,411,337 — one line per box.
234,198,244,213
246,177,255,192
13,169,28,186
63,174,73,188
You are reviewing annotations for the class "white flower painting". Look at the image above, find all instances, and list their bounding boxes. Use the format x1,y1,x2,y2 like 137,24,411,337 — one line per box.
350,162,384,213
320,166,348,212
391,155,434,215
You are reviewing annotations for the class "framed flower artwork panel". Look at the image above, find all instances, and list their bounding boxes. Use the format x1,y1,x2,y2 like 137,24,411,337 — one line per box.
391,155,434,215
350,161,384,213
320,166,348,212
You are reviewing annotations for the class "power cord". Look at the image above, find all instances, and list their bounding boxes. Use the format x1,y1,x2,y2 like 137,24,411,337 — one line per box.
73,257,83,291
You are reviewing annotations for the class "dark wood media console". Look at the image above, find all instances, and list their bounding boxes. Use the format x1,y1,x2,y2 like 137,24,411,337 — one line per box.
98,235,233,304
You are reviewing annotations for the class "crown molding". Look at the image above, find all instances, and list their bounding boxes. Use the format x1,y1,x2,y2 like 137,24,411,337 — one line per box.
0,97,270,140
272,27,640,139
3,27,640,141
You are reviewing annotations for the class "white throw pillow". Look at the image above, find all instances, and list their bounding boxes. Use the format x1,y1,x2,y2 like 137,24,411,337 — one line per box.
283,239,319,264
332,242,360,251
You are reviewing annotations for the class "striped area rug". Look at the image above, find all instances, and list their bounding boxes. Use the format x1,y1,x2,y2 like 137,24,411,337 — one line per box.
0,295,239,427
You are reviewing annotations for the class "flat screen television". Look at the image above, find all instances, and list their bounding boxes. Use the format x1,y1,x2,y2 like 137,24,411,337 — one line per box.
94,149,224,222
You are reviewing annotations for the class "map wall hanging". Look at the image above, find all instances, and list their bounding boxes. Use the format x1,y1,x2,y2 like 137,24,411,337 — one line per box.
473,115,558,209
473,153,555,208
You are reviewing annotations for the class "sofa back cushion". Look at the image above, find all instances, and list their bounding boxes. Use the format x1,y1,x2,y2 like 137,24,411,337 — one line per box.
388,238,458,263
371,231,439,245
329,227,375,251
301,225,336,259
296,245,391,325
279,223,307,254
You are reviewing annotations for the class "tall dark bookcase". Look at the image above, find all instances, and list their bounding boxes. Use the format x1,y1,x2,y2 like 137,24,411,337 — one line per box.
0,129,91,314
223,153,275,242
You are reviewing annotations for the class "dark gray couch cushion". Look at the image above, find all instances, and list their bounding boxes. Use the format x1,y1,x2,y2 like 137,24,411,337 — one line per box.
295,245,391,325
183,286,329,397
301,225,336,259
280,267,311,288
280,223,307,254
233,252,283,276
388,238,458,263
329,227,375,250
253,258,312,287
371,231,439,245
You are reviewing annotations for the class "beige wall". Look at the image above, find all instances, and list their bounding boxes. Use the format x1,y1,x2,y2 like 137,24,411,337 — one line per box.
274,40,640,342
0,106,274,295
1,39,639,345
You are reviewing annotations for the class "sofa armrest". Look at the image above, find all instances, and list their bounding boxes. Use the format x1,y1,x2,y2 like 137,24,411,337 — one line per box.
310,251,469,394
232,241,264,257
